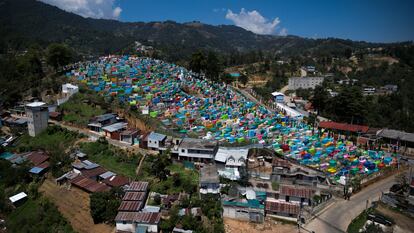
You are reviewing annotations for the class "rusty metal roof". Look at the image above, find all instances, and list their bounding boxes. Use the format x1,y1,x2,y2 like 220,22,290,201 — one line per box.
118,201,144,212
280,186,315,199
115,212,161,224
125,181,149,192
122,192,146,201
265,201,300,215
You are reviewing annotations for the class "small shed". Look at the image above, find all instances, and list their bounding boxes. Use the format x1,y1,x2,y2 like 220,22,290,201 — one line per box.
9,192,27,206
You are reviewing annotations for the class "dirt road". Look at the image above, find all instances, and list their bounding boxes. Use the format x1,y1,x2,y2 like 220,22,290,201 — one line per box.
224,217,296,233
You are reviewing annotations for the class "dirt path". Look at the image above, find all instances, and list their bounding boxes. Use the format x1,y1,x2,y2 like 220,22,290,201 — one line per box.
224,217,296,233
39,178,114,233
376,203,414,233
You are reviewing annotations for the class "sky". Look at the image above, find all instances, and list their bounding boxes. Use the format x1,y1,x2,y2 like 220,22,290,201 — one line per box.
39,0,414,43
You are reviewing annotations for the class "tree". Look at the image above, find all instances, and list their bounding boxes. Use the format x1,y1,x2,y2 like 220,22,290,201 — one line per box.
238,73,248,86
311,85,329,114
205,51,222,82
46,43,73,70
189,51,206,73
90,188,123,224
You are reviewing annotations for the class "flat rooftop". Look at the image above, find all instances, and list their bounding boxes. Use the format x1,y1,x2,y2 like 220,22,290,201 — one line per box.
179,138,217,150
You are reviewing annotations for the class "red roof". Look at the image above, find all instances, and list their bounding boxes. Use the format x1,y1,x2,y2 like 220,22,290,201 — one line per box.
319,121,369,133
280,186,315,199
27,151,49,166
70,175,110,193
102,175,129,187
123,192,146,201
118,201,144,212
265,201,300,215
37,161,50,169
81,167,107,178
125,181,149,192
115,212,160,224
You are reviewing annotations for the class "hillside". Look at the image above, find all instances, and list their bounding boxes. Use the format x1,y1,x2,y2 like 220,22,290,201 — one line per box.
0,0,397,59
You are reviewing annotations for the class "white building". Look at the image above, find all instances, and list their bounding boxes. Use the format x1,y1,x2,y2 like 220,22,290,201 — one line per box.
178,138,218,162
271,91,285,103
62,83,79,96
147,132,167,151
25,102,49,137
288,77,324,90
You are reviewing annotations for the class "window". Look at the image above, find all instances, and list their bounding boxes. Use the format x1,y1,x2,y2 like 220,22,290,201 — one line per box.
181,149,185,153
285,196,290,202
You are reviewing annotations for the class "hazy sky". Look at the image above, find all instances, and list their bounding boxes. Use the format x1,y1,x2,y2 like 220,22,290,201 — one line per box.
40,0,414,43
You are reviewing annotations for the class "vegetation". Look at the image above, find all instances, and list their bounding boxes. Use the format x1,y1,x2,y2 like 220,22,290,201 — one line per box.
90,187,124,224
46,43,73,70
347,209,369,233
6,198,74,233
58,89,110,126
79,139,141,178
15,125,81,177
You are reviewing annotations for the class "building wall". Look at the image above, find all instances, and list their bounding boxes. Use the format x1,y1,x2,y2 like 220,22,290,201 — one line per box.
148,139,160,149
288,77,324,90
115,222,135,232
26,107,49,137
178,148,214,159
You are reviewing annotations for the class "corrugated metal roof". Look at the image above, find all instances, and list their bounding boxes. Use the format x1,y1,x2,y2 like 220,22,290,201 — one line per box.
27,151,49,166
377,129,414,143
103,175,129,187
265,200,299,215
118,201,143,212
148,132,167,141
125,181,149,192
280,186,315,199
115,212,161,224
81,167,107,178
102,122,127,133
70,175,110,193
319,121,369,133
122,192,146,201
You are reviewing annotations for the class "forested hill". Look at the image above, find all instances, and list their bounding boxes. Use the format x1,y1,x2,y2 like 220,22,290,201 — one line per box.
0,0,402,59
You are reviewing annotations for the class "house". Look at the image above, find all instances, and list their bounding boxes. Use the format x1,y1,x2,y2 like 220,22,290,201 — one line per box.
88,113,117,132
288,77,324,90
271,157,326,186
222,189,265,223
363,87,376,95
200,165,220,195
178,138,218,162
215,147,249,181
265,199,300,220
120,129,139,145
278,186,315,206
102,122,128,140
2,117,27,131
62,83,79,96
147,132,167,151
377,129,414,154
271,92,285,103
72,160,107,181
115,212,161,233
25,102,49,137
9,192,28,206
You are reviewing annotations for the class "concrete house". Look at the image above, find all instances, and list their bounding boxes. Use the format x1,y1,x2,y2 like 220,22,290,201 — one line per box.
102,122,127,140
25,102,49,137
178,138,218,162
88,113,117,132
147,132,167,151
200,165,220,195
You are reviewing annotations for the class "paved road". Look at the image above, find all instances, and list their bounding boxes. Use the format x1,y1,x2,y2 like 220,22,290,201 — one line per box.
305,172,402,233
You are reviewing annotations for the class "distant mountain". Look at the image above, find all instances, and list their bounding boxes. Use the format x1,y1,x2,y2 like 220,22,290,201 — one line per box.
0,0,400,59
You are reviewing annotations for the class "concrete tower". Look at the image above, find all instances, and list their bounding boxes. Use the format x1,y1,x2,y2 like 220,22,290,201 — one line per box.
25,102,49,137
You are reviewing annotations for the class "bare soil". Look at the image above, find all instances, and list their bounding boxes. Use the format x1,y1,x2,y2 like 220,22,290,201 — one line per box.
224,217,296,233
39,178,114,233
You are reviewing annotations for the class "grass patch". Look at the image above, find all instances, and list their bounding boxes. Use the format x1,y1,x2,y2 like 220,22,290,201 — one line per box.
58,91,107,127
7,198,74,233
347,209,369,233
79,141,141,178
15,126,80,153
151,163,199,194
